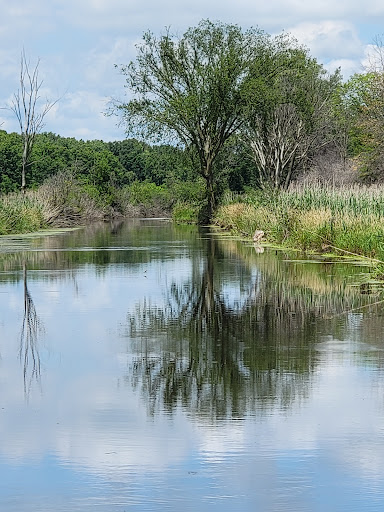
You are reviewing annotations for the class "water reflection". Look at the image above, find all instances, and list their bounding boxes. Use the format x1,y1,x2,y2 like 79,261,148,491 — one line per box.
125,230,383,419
0,221,384,511
19,262,43,396
0,220,190,275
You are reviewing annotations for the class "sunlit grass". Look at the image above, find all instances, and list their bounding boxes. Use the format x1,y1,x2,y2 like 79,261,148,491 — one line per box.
0,194,46,235
215,184,384,260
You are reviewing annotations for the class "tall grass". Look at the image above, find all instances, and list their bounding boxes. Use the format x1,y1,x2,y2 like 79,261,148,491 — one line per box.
0,193,47,235
0,171,114,235
215,183,384,260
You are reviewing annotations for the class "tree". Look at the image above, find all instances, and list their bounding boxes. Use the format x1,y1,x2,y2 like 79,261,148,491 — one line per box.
116,20,272,220
241,45,340,190
125,233,322,418
10,51,57,193
20,262,43,397
335,36,384,181
0,130,22,193
332,73,373,162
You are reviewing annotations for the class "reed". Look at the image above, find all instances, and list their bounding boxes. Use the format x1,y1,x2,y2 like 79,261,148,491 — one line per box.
214,183,384,260
0,194,46,235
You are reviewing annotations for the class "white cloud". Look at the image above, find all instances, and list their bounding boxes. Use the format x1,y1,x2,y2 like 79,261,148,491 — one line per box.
325,58,364,78
288,20,363,60
53,90,121,140
51,0,384,33
84,37,136,94
362,40,384,72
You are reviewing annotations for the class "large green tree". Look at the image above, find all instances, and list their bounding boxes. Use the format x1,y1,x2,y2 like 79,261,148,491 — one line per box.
332,37,384,182
0,130,22,193
116,20,273,220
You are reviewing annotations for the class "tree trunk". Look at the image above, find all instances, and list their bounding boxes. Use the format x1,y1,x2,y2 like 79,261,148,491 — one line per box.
199,162,216,224
21,138,28,194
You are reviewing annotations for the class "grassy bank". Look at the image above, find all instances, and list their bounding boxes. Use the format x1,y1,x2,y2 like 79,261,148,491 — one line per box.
214,184,384,262
0,171,206,235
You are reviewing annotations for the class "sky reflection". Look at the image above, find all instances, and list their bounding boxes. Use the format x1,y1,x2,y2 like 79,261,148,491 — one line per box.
0,221,384,511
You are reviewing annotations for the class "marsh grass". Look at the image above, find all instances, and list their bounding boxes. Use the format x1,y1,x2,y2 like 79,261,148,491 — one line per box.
0,171,112,235
215,183,384,261
0,194,46,235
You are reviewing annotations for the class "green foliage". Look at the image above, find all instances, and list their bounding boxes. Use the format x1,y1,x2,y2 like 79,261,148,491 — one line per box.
169,179,206,223
108,139,191,185
0,130,22,193
123,181,172,209
336,71,384,180
333,74,373,158
172,202,200,223
116,19,278,218
0,129,194,197
241,43,341,190
116,20,345,214
108,139,149,183
167,178,205,204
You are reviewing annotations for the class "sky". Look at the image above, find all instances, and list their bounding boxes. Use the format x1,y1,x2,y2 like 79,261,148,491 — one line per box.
0,0,383,142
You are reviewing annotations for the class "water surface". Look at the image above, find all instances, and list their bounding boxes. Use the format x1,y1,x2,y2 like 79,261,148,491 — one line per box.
0,219,384,511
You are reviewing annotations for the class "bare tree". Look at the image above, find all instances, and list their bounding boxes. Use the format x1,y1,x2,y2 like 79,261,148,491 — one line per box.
366,35,384,72
10,51,57,193
243,104,308,189
241,52,339,190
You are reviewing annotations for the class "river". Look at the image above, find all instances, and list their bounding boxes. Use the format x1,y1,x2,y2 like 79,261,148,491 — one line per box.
0,219,384,511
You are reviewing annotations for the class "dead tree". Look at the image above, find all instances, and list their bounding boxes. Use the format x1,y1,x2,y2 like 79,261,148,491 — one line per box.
10,51,57,193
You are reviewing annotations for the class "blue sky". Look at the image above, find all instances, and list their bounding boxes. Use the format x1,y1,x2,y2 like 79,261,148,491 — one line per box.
0,0,383,141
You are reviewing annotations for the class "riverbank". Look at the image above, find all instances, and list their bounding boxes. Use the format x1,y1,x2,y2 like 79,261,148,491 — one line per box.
213,184,384,265
4,178,384,270
0,172,192,235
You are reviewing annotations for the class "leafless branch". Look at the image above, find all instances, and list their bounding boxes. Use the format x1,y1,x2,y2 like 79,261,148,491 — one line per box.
9,50,58,192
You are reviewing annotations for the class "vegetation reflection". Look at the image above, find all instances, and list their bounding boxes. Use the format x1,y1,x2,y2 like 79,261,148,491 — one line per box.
19,262,43,396
125,230,384,419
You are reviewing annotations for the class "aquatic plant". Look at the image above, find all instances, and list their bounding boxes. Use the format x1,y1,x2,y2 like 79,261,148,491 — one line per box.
214,183,384,260
0,193,46,235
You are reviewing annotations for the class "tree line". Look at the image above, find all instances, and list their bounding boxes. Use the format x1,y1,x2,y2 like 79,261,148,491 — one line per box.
2,20,384,221
0,131,193,194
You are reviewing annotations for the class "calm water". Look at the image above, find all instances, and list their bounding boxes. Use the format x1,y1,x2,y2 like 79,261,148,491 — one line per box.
0,219,384,511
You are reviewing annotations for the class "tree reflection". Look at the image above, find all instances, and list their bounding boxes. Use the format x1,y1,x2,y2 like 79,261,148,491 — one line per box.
19,262,43,396
125,233,331,419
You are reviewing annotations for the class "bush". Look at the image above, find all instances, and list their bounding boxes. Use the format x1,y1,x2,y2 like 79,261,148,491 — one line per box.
31,170,109,226
172,202,200,223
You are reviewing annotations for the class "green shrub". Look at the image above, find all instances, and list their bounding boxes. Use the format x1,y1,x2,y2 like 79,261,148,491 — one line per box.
168,179,205,204
124,181,171,207
172,202,200,223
